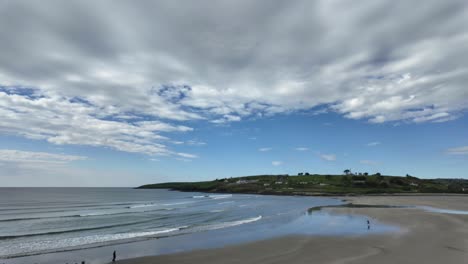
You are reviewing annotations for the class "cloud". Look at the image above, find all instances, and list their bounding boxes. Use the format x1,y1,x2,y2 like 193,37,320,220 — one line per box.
360,159,379,165
258,147,272,152
211,114,242,124
186,140,206,146
0,89,197,157
272,161,283,166
319,154,336,161
446,146,468,155
177,152,198,159
1,0,468,156
0,149,86,164
367,142,381,147
295,147,309,151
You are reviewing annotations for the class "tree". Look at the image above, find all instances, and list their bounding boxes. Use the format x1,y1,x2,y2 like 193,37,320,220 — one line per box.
298,172,303,176
375,172,382,176
305,172,310,176
343,169,351,175
364,172,369,176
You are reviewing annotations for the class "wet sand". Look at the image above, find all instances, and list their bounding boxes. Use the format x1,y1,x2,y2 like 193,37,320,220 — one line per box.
116,195,468,264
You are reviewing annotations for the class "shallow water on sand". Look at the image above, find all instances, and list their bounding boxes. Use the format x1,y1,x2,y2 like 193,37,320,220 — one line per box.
0,188,398,263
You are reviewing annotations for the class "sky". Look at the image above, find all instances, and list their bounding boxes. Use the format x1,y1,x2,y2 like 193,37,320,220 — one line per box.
0,0,467,187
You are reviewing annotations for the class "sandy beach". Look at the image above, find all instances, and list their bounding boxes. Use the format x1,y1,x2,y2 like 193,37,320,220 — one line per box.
116,195,468,264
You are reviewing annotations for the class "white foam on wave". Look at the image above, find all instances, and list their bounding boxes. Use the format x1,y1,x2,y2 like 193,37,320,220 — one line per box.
78,212,119,217
209,194,233,200
203,215,262,231
77,206,177,217
193,195,208,198
127,203,158,209
210,209,224,213
3,227,187,257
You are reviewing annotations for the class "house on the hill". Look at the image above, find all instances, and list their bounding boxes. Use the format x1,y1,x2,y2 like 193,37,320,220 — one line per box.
236,179,258,184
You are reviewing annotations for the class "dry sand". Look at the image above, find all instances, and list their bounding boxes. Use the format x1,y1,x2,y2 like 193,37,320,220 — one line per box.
116,195,468,264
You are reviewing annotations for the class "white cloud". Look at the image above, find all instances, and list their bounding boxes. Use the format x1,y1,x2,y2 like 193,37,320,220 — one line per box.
367,142,381,147
446,146,468,155
0,91,197,157
177,152,198,159
0,0,467,156
136,121,193,132
211,114,242,124
0,149,86,164
295,147,309,151
272,161,283,166
186,140,206,146
258,147,272,152
320,154,336,161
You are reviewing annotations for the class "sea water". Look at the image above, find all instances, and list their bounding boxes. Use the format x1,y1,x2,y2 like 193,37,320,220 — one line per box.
0,188,398,263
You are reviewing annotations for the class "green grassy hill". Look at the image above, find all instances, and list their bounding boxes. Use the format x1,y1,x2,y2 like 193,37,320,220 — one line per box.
137,174,468,195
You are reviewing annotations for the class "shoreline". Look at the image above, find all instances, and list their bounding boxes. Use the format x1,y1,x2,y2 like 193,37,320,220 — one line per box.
115,195,468,264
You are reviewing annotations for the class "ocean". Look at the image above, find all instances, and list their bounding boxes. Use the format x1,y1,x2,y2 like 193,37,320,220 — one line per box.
0,188,398,263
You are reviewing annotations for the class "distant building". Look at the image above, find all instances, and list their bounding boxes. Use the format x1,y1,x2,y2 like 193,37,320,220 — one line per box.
264,183,270,186
236,179,258,184
319,183,329,186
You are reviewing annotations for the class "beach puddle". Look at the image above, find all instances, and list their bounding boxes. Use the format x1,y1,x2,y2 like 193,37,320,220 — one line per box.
318,202,468,215
294,209,400,236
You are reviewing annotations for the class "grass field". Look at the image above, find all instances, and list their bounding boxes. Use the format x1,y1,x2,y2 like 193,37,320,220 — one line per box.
138,174,468,195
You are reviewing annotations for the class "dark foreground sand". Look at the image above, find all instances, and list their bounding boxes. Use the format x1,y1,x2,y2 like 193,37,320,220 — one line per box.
116,195,468,264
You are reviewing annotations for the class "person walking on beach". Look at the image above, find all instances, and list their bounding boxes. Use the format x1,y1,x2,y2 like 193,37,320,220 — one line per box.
112,250,116,262
367,219,370,230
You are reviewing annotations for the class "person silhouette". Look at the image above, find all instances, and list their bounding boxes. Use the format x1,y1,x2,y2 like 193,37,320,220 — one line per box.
112,250,116,262
367,219,370,230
